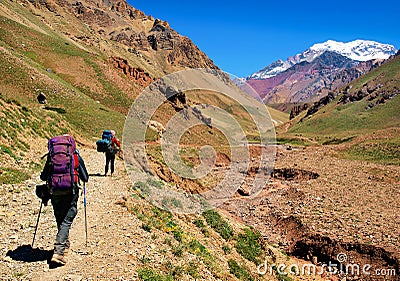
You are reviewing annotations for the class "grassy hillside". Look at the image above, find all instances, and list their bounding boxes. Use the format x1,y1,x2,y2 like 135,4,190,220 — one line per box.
286,94,400,138
279,55,400,164
268,106,290,125
0,3,136,183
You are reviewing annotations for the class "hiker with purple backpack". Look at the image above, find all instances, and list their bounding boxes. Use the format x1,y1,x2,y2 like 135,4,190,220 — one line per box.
40,134,89,266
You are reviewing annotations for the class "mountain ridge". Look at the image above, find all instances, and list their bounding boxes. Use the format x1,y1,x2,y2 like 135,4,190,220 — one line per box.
244,40,396,106
248,39,397,80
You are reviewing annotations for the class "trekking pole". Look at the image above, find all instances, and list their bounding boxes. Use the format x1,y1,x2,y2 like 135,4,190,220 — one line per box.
32,201,43,248
83,182,88,247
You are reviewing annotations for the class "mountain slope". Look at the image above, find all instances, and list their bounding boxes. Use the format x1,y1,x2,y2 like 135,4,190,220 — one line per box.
290,54,400,134
249,40,397,79
279,53,400,164
246,40,397,106
0,0,223,158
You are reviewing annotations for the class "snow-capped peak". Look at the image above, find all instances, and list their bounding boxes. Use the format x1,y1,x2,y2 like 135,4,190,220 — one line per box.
248,39,397,79
309,39,396,61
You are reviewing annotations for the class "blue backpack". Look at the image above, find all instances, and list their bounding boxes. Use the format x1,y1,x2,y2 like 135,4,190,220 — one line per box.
96,130,113,153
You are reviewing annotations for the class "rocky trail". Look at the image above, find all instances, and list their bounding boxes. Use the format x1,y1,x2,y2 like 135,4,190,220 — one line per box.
1,148,148,280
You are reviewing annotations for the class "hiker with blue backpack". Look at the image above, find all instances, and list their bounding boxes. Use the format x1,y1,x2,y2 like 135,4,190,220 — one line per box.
96,130,121,176
40,134,89,266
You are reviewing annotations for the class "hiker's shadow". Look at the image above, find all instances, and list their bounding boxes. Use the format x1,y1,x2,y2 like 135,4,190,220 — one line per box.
6,244,52,263
89,173,105,177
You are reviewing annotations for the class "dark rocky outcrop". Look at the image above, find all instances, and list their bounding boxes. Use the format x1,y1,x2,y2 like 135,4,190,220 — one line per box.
338,82,399,110
302,91,336,119
289,103,309,119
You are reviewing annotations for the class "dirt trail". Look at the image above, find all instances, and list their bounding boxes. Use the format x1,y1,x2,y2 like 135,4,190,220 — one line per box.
1,148,147,280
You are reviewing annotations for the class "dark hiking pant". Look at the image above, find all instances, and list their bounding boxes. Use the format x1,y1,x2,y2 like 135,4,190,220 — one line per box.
105,153,115,175
51,189,79,255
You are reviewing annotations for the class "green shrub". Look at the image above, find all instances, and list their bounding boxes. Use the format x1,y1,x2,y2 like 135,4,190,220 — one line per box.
188,239,207,256
235,228,263,264
222,245,231,254
141,223,151,232
202,209,233,240
193,218,206,228
228,259,254,281
137,268,173,281
184,261,200,279
193,218,209,237
172,228,183,242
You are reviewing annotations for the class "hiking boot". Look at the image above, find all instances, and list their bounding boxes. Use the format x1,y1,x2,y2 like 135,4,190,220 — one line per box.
51,253,67,265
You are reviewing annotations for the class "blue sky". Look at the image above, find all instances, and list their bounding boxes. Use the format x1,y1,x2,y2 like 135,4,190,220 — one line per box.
128,0,400,77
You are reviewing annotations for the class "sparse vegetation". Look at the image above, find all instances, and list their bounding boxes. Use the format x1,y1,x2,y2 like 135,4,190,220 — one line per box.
228,259,254,281
141,223,152,232
0,168,30,184
127,196,225,279
222,244,231,254
202,209,234,240
272,265,293,281
341,137,400,165
171,244,184,257
276,136,313,146
44,106,67,114
0,145,17,160
137,268,173,281
161,197,183,210
234,228,264,264
193,217,209,237
184,260,200,279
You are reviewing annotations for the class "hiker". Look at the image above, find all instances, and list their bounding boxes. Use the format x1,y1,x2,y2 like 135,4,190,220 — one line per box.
104,130,121,176
37,92,47,104
40,135,89,266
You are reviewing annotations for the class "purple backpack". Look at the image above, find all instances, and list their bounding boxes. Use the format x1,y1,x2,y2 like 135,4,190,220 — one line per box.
48,135,78,191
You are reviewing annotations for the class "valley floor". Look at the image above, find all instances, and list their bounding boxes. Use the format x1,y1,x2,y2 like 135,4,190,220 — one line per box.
0,145,398,280
223,145,399,280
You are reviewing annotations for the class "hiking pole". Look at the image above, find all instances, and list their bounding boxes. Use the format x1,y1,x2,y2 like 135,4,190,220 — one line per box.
83,182,88,247
32,201,43,248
